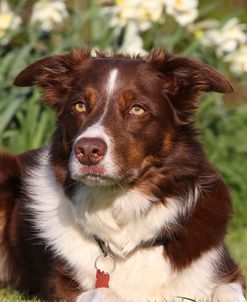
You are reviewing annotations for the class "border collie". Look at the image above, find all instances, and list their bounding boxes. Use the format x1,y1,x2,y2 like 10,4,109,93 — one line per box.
0,49,246,302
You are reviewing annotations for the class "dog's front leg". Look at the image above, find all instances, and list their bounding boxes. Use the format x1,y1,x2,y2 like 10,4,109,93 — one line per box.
76,288,124,302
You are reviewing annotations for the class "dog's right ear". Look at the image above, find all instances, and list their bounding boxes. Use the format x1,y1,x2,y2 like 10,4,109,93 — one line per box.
14,55,70,87
14,49,91,87
14,50,91,108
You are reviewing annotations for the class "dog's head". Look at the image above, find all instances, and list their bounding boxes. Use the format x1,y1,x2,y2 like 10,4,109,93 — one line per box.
14,49,233,190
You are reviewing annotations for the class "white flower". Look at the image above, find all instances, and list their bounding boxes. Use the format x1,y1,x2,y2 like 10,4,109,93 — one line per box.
187,19,219,41
120,22,147,55
31,0,68,31
224,45,247,75
104,0,165,31
164,0,198,27
0,0,21,43
200,18,247,57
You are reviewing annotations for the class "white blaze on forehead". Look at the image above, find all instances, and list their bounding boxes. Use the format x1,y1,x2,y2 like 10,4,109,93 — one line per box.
106,68,118,96
69,69,120,177
97,68,119,124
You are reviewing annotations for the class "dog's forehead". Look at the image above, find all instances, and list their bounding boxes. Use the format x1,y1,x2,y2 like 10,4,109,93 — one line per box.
92,57,145,69
83,57,143,76
74,58,157,96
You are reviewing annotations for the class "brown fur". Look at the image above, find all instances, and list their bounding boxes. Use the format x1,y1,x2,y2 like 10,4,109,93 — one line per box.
0,48,244,301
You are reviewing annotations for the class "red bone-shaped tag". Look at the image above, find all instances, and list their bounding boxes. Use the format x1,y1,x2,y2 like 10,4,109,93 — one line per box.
95,269,110,288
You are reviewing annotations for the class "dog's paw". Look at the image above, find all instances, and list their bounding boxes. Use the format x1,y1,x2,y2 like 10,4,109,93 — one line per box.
212,283,246,302
76,288,124,302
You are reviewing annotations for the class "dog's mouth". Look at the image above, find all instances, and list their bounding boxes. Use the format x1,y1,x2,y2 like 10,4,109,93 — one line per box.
80,165,107,175
79,173,117,186
70,156,140,187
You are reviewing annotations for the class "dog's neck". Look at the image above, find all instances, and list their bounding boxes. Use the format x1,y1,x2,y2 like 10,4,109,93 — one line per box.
70,184,197,258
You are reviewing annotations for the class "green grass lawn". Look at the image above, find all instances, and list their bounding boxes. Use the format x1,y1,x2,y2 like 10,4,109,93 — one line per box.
0,228,246,301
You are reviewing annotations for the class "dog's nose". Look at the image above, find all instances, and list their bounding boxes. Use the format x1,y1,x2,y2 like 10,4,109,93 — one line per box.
74,137,107,166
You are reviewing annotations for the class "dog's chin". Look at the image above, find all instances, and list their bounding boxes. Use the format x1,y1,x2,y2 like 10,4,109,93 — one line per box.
74,173,119,187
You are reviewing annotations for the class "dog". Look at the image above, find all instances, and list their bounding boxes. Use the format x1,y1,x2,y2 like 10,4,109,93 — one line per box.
0,48,246,302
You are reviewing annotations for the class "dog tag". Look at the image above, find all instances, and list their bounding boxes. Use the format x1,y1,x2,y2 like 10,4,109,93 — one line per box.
95,269,110,288
94,251,116,289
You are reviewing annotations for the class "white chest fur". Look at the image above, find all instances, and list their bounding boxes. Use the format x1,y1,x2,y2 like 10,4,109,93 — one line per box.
25,151,220,302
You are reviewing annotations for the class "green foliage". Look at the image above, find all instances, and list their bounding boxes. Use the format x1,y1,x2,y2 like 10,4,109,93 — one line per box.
0,289,41,301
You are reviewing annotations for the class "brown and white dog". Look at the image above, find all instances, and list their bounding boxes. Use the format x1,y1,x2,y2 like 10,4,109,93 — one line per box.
0,49,246,302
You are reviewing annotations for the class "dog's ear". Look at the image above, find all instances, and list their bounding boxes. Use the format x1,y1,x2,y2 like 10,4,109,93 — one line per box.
146,49,233,123
14,49,91,107
14,49,91,87
14,55,70,87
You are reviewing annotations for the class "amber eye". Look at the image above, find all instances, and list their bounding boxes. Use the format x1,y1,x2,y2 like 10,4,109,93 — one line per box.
73,102,87,113
129,105,146,116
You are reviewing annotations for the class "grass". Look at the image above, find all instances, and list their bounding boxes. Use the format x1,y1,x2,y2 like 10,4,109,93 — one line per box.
0,289,40,301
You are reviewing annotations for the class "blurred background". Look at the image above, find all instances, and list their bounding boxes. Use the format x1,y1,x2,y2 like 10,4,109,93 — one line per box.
0,0,246,299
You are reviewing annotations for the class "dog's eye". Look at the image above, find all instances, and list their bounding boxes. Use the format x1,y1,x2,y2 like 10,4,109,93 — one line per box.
129,105,146,116
73,102,87,113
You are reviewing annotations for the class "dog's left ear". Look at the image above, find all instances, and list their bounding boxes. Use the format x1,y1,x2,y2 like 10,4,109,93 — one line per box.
146,49,233,123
